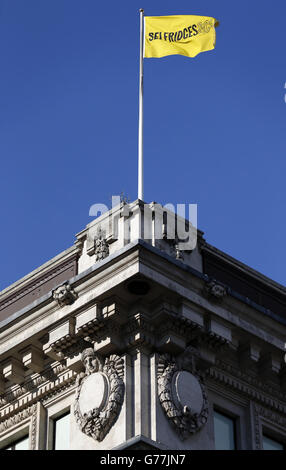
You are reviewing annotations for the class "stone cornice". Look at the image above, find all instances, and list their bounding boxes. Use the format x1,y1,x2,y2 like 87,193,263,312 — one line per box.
255,403,286,429
0,242,140,332
202,242,286,296
0,403,37,435
208,360,286,414
0,256,77,313
0,365,76,420
2,240,286,338
0,246,79,302
138,241,286,329
0,241,285,391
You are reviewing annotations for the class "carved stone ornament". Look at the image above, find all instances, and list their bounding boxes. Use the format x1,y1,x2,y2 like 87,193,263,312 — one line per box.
93,228,110,262
204,280,228,300
52,282,77,306
74,348,124,442
174,242,184,261
165,237,185,261
95,237,109,262
157,350,208,440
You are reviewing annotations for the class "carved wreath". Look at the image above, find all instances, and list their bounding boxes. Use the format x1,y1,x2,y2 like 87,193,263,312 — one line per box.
157,353,209,440
74,349,124,442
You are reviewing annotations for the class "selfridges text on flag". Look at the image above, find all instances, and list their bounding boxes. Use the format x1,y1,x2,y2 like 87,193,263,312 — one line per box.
144,15,219,58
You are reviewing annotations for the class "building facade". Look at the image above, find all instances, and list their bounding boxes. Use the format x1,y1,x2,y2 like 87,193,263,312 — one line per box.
0,200,285,450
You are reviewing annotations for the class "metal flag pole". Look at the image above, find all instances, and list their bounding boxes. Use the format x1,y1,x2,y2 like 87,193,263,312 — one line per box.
138,8,144,201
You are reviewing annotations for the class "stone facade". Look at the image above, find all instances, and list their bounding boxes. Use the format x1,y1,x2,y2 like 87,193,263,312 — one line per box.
0,200,285,450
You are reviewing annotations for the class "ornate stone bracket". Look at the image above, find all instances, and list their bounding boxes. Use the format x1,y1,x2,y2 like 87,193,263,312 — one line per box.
74,348,124,442
157,347,208,440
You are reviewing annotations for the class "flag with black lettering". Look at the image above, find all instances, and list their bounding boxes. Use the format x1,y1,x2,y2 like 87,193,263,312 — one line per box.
144,15,219,58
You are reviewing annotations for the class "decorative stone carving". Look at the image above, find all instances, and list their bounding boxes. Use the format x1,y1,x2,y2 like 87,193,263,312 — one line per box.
52,282,77,307
204,280,228,300
0,404,37,434
255,403,286,428
86,225,114,258
157,349,208,440
87,227,110,262
175,246,184,260
74,348,124,442
30,404,38,450
0,367,76,419
94,235,109,262
208,360,286,413
41,374,77,404
165,237,185,261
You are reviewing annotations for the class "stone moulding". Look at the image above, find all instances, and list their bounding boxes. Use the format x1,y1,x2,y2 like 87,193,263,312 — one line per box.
0,403,36,435
157,351,209,440
252,402,262,450
74,348,124,442
30,403,38,450
208,360,286,414
0,362,67,405
0,369,76,421
0,256,78,313
255,403,286,428
252,403,286,450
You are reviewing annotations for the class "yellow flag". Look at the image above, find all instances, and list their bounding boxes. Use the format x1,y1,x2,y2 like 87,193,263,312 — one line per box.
144,15,219,59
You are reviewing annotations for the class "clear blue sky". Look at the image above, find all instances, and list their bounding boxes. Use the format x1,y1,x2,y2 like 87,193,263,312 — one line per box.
0,0,285,290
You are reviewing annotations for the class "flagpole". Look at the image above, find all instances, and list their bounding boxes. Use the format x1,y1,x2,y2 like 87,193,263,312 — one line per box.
138,8,144,201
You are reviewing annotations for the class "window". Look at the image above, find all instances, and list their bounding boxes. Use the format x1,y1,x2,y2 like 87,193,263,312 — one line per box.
53,411,70,450
262,435,284,451
5,436,29,450
214,410,236,450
